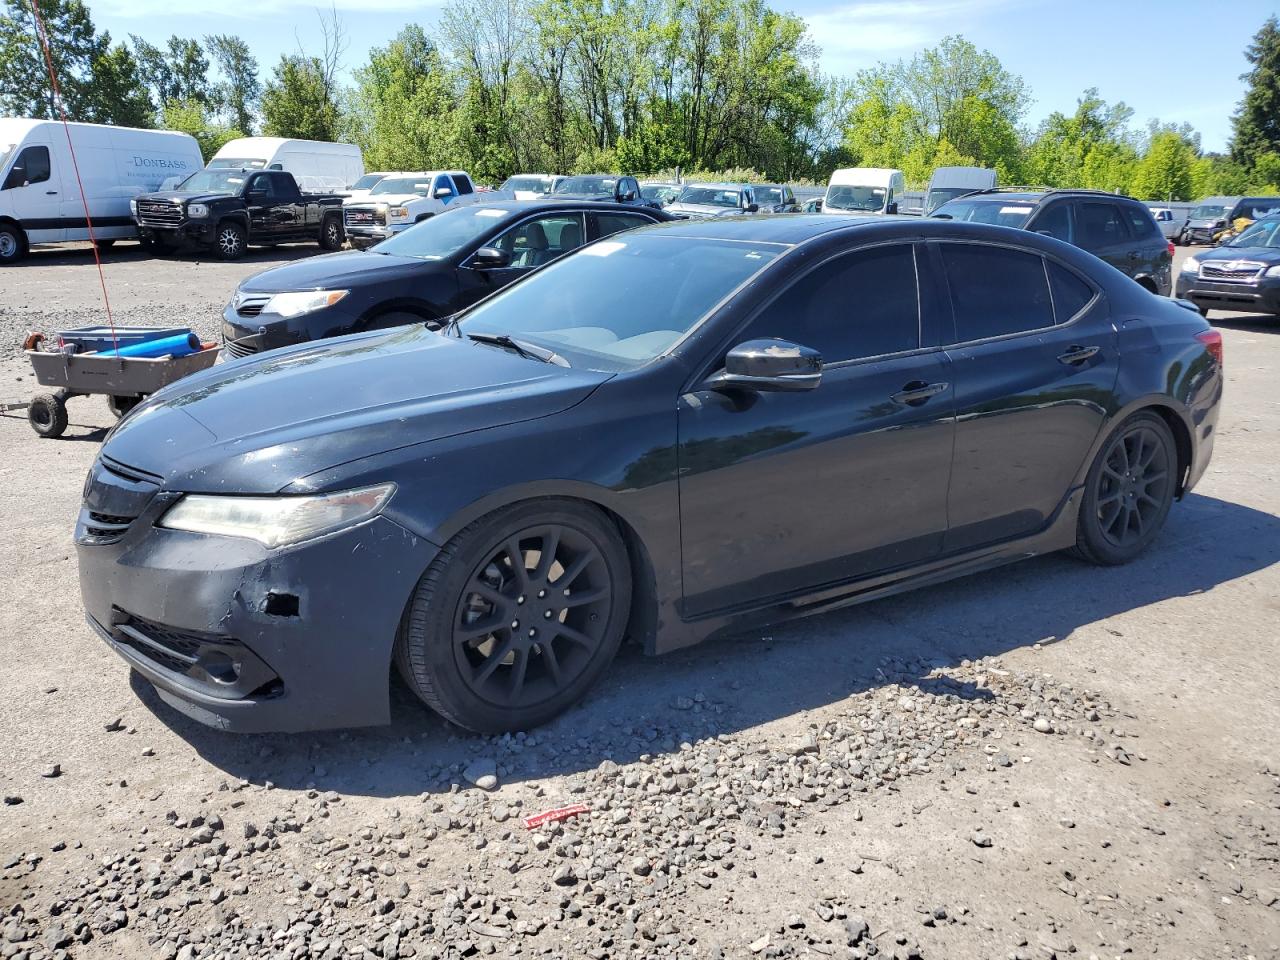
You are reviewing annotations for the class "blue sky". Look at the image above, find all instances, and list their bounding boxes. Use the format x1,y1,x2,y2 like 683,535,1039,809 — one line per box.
92,0,1275,153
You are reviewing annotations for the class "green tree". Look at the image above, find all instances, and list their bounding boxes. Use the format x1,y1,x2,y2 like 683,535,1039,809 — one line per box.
262,54,340,140
206,34,261,135
1023,88,1135,187
0,0,104,119
1230,16,1280,168
160,99,243,160
1131,131,1194,200
130,35,210,107
86,42,155,127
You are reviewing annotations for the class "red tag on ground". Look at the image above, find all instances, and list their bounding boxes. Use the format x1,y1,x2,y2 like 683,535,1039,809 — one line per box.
522,804,590,830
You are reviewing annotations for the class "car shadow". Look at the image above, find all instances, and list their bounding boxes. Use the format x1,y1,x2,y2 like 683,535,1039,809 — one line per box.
131,492,1280,798
22,242,323,268
1210,312,1278,334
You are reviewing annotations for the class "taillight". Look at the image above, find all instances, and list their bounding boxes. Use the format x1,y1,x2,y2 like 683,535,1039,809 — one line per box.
1195,329,1223,366
1167,241,1176,257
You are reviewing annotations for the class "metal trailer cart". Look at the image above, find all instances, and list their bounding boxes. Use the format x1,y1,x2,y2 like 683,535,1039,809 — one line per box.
24,342,220,438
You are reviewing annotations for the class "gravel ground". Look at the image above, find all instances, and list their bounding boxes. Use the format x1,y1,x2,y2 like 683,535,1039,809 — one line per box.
1,240,1278,960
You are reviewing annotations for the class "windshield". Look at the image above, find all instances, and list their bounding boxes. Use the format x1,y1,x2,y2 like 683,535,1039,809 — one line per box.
758,187,786,204
926,187,979,213
372,177,433,196
641,184,678,201
207,157,265,170
502,176,554,194
676,186,742,208
931,198,1034,227
0,143,15,172
350,174,384,190
175,169,249,193
554,175,617,195
1227,218,1280,248
373,205,511,260
1191,204,1226,220
457,234,782,371
824,184,887,212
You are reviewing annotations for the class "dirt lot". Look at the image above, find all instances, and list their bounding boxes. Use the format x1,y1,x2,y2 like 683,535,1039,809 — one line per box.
1,240,1278,960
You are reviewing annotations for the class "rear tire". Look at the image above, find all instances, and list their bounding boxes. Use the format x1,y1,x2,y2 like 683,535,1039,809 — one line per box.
1073,412,1176,566
28,393,68,438
93,238,116,252
213,221,247,260
396,499,632,733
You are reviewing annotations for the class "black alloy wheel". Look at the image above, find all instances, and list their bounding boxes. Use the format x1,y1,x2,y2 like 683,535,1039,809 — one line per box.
1075,412,1176,565
397,500,631,732
320,216,344,250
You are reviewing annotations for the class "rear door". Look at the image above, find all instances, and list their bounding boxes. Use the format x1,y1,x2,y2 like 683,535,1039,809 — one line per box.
935,241,1118,551
1073,200,1135,277
589,210,657,241
1119,202,1171,293
3,138,63,242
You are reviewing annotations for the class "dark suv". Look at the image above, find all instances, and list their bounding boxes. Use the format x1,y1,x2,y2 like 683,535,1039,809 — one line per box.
932,188,1173,295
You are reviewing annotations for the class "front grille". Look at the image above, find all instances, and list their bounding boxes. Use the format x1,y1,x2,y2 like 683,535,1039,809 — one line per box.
344,206,384,227
1199,261,1264,283
224,339,259,360
135,200,183,226
79,459,160,544
235,295,271,319
110,611,279,697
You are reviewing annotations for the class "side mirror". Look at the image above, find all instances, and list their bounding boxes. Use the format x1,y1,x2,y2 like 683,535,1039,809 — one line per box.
746,202,759,213
621,190,637,202
706,339,822,393
434,187,453,199
248,189,267,200
886,201,899,215
470,246,510,269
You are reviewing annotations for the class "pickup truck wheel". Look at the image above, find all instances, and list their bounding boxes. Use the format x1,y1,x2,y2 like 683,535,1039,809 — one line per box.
319,216,344,251
214,221,247,260
0,224,25,264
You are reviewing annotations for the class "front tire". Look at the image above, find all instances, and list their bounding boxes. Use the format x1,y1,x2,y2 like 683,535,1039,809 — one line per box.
396,499,632,733
0,223,25,264
213,221,247,260
1074,412,1176,565
319,215,344,251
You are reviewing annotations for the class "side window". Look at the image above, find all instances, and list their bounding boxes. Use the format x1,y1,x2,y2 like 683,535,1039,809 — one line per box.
1240,199,1280,220
250,174,275,198
1032,201,1072,243
624,177,639,199
941,244,1053,341
453,174,474,195
594,212,652,240
1047,261,1095,322
493,214,584,270
739,244,920,363
3,145,51,189
1122,204,1159,239
1075,202,1129,250
433,175,455,197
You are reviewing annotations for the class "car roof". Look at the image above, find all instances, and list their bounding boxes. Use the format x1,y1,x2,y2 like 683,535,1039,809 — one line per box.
685,182,750,190
636,213,883,244
467,199,665,216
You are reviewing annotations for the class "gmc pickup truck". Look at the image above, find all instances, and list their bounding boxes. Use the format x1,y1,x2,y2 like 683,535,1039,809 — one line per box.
341,171,488,249
132,168,346,260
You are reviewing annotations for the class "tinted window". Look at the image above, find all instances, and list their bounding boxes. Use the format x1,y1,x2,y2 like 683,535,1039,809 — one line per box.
249,174,275,198
492,213,585,270
1047,261,1094,321
942,244,1053,341
1032,202,1072,242
595,212,653,239
932,198,1034,227
1122,204,1159,239
453,174,474,195
1237,198,1280,220
1075,202,1129,250
743,244,920,362
3,145,50,189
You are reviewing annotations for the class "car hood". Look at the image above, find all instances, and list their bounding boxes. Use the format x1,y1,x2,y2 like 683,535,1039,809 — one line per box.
138,190,238,204
353,193,425,206
665,203,743,218
1195,245,1280,264
239,250,426,293
101,326,610,494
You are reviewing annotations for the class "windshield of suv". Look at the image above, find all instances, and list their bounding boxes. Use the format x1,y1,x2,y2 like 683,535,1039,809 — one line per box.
457,234,781,372
207,157,265,170
641,184,679,202
175,169,250,193
372,177,433,196
676,186,743,208
926,187,979,213
1191,204,1227,220
824,184,886,212
554,175,617,195
758,187,786,204
1226,218,1280,248
931,198,1034,226
350,174,385,190
373,205,510,259
501,175,555,194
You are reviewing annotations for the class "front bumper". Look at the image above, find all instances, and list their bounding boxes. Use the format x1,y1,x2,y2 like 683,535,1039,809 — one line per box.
344,222,410,244
138,222,217,246
1175,275,1280,315
76,458,439,732
1184,225,1222,244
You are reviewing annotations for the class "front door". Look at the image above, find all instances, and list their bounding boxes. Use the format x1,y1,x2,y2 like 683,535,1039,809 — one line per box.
245,173,279,238
3,140,63,243
457,212,588,307
932,240,1119,551
677,242,956,617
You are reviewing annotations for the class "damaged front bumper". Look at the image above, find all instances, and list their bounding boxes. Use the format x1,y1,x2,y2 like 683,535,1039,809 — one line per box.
76,457,439,733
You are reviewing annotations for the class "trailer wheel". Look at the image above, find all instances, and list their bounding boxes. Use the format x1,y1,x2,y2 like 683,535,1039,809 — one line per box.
0,223,26,264
28,393,68,438
107,394,142,420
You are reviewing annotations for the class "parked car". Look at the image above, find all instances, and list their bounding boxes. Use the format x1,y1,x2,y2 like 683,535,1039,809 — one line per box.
551,174,658,209
1176,215,1280,317
499,174,566,200
78,215,1221,734
822,168,906,215
342,171,482,248
222,200,670,358
756,184,799,213
1181,196,1280,245
0,118,202,263
1147,206,1185,241
132,168,346,260
799,196,823,213
931,188,1173,296
207,136,364,193
925,166,996,214
665,182,760,219
344,171,395,202
639,181,681,206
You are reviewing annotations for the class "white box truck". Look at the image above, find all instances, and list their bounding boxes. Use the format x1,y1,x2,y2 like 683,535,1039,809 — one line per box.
924,166,997,214
0,118,203,263
207,137,364,192
822,168,906,215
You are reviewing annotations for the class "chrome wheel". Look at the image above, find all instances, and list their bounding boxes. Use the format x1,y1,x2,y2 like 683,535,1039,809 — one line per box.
216,226,244,258
1095,424,1172,549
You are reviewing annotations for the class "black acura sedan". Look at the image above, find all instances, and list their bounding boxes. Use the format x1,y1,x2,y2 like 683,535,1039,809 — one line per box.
78,216,1222,734
222,200,670,358
1175,216,1280,317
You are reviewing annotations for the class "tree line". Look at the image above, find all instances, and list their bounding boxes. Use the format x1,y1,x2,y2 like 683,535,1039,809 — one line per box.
2,0,1278,200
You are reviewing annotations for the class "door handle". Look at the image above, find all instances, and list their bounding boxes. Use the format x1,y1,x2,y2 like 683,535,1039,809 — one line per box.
1057,344,1100,365
45,190,57,195
891,380,949,406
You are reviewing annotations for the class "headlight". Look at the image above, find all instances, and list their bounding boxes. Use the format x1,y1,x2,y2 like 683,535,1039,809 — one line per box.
159,483,396,548
187,203,209,218
1267,265,1280,277
388,206,409,219
1181,256,1200,273
263,289,349,318
129,199,138,215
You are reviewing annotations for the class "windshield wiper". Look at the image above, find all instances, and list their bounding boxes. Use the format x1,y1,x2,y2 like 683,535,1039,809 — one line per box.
466,332,570,367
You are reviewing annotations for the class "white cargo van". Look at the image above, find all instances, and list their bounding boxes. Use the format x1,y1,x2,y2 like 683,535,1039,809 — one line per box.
925,166,997,214
822,168,905,215
0,118,202,263
207,137,363,192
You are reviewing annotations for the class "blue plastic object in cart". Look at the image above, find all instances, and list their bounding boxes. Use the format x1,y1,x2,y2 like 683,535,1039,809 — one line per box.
57,326,188,353
99,332,202,359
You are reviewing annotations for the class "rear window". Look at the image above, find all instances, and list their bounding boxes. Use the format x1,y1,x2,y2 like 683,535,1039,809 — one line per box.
453,174,475,195
1122,204,1159,239
941,244,1054,341
1075,202,1130,250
